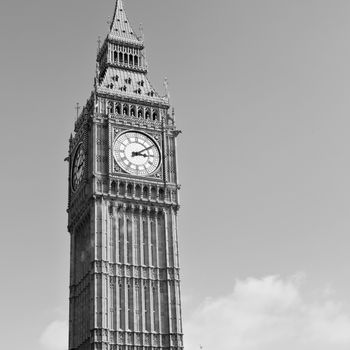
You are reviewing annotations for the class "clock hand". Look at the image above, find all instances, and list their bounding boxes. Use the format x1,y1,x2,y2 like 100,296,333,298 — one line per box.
131,152,148,158
139,145,154,153
132,145,154,157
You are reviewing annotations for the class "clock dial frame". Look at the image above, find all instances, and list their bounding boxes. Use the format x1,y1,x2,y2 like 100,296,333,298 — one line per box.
113,131,161,176
71,143,86,192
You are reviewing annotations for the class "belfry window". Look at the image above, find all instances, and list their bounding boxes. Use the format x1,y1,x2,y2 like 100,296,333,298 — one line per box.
127,183,133,196
119,52,123,63
123,105,129,116
134,56,138,66
108,101,114,114
111,181,116,195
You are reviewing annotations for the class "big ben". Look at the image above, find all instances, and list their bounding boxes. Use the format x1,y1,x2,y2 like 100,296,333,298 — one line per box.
67,1,184,350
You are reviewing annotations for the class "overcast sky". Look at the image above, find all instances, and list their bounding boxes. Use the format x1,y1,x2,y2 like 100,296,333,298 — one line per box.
1,0,350,349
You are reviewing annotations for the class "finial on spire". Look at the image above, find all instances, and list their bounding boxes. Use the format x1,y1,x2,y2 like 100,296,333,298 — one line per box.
107,16,112,29
139,23,144,41
97,36,101,52
164,77,170,100
75,103,81,120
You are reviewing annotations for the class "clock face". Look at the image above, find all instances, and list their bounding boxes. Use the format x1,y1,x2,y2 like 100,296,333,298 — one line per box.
113,131,161,176
71,144,86,191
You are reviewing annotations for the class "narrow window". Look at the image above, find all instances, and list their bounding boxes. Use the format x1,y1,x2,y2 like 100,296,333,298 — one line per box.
127,219,132,264
128,284,133,330
159,188,165,201
135,284,141,331
119,283,124,329
124,53,128,64
135,184,141,197
153,286,159,332
143,220,148,265
151,221,157,267
129,54,133,65
119,182,125,196
134,55,138,66
127,183,133,196
118,217,124,263
123,105,129,116
151,187,157,200
145,285,151,331
134,217,140,265
119,52,123,63
111,181,116,195
108,101,114,114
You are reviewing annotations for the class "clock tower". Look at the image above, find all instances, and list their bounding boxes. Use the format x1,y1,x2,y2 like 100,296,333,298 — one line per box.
67,1,183,350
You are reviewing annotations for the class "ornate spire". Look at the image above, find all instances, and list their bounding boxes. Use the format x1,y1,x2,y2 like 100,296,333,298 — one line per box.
108,0,142,46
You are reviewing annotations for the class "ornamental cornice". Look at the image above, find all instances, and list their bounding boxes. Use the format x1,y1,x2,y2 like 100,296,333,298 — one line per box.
92,193,180,210
106,35,144,49
107,61,147,74
97,91,170,109
97,87,169,107
91,330,183,348
91,261,181,282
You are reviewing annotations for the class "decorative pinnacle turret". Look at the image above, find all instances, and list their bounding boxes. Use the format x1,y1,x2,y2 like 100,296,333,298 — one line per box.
164,77,170,100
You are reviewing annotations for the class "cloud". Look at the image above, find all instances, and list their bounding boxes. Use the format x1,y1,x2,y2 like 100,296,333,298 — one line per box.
184,275,350,350
39,320,68,350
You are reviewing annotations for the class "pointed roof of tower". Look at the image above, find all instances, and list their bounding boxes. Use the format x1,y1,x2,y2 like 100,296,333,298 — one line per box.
108,0,142,46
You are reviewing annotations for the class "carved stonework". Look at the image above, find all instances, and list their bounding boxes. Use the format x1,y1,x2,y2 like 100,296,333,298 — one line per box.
67,1,183,349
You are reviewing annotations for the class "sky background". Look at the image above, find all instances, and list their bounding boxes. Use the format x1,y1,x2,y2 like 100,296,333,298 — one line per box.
1,0,350,349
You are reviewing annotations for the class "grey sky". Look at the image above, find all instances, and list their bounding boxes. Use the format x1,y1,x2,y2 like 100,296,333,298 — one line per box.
1,0,350,349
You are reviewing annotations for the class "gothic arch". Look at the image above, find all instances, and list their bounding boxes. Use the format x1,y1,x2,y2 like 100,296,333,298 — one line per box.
108,101,114,114
152,111,158,121
135,184,141,198
151,187,157,200
159,188,165,201
123,104,129,116
127,183,133,197
143,186,149,199
111,181,117,195
119,182,126,196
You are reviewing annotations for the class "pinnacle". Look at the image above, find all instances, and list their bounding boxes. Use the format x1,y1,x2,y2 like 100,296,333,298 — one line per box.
108,0,141,45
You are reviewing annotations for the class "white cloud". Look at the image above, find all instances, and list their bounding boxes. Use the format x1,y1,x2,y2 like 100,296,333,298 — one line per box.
39,320,68,350
184,275,350,350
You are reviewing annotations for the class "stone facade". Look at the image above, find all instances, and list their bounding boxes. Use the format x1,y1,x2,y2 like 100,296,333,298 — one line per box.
67,1,183,350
